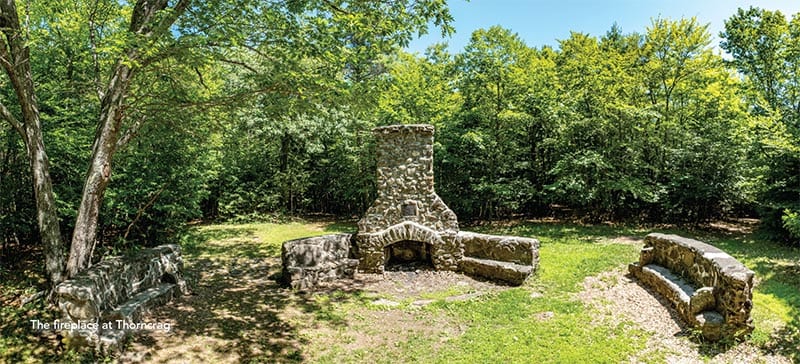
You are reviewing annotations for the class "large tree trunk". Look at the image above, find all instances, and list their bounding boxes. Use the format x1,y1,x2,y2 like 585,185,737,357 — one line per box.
65,63,131,277
65,0,190,277
0,1,66,288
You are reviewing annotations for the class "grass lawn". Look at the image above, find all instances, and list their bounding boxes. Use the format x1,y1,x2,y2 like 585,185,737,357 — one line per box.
1,219,799,363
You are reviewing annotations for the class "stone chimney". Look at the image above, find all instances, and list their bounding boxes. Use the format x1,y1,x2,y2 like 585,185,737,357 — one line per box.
357,124,458,234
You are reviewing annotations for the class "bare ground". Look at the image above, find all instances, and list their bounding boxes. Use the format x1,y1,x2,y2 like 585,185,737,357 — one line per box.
117,257,500,363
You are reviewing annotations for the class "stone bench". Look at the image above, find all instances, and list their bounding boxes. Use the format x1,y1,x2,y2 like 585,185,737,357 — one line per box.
55,244,189,351
629,233,754,341
457,231,540,285
281,234,360,290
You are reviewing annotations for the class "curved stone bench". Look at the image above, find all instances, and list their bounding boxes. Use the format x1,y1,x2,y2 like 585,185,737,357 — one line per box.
628,233,754,341
281,234,359,290
56,244,189,351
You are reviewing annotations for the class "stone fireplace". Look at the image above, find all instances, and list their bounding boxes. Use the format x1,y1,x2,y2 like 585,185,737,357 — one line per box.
281,124,540,290
354,124,461,273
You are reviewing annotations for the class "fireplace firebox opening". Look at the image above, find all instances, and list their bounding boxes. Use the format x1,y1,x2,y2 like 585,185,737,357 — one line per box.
384,240,433,271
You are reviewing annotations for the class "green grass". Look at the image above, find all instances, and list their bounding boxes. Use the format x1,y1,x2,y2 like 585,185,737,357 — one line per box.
417,229,646,363
179,220,355,260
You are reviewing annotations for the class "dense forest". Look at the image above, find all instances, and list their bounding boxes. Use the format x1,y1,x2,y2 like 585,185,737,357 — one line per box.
1,2,799,287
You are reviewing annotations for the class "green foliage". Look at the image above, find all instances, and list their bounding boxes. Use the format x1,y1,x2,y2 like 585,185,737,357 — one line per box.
1,0,454,254
212,106,377,219
782,210,800,240
722,7,800,243
6,1,800,258
427,20,750,223
0,125,37,247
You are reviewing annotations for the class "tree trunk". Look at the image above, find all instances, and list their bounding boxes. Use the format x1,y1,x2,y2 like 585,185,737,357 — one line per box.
25,108,66,286
65,0,190,277
65,63,132,277
0,2,66,288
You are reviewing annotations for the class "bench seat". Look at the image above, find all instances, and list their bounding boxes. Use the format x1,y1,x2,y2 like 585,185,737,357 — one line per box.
631,263,723,337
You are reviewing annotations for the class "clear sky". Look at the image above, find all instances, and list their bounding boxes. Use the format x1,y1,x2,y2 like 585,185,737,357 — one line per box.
406,0,800,54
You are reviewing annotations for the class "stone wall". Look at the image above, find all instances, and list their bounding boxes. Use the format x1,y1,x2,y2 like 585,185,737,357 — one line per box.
281,234,359,290
631,233,754,340
357,125,458,234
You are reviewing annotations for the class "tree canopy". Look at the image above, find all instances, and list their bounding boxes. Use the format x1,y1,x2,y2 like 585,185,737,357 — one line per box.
2,3,800,289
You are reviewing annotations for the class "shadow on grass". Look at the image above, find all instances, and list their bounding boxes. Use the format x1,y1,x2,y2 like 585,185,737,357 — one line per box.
124,222,372,362
127,253,371,363
180,227,279,259
757,258,800,362
768,315,800,362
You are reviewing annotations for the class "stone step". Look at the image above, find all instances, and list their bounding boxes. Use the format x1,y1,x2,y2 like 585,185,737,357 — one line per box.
458,256,533,285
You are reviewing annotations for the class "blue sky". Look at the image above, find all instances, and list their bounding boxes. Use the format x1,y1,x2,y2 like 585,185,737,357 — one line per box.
406,0,800,54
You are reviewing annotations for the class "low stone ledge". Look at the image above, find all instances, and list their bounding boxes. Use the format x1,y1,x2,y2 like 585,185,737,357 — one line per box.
457,231,539,265
459,256,533,285
281,233,359,289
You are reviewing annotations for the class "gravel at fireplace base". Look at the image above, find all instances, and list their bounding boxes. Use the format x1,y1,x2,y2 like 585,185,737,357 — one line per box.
579,268,790,364
314,269,507,300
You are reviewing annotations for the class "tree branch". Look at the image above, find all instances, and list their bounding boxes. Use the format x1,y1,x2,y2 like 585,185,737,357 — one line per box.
0,37,15,75
322,0,351,15
122,183,167,241
220,58,258,74
0,100,25,141
116,115,146,149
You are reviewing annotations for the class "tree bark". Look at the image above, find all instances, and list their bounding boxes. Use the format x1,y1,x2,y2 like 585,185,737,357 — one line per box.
0,1,66,287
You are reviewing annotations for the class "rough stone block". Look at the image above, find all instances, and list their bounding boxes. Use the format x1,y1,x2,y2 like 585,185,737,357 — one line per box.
281,234,359,289
458,231,539,266
459,257,533,285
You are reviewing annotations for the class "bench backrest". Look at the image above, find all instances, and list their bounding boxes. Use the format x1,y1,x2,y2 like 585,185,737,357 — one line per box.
458,231,538,265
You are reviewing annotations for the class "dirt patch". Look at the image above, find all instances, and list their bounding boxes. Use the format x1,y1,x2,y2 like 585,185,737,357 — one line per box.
315,269,506,300
579,269,791,364
116,255,501,363
708,218,760,234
